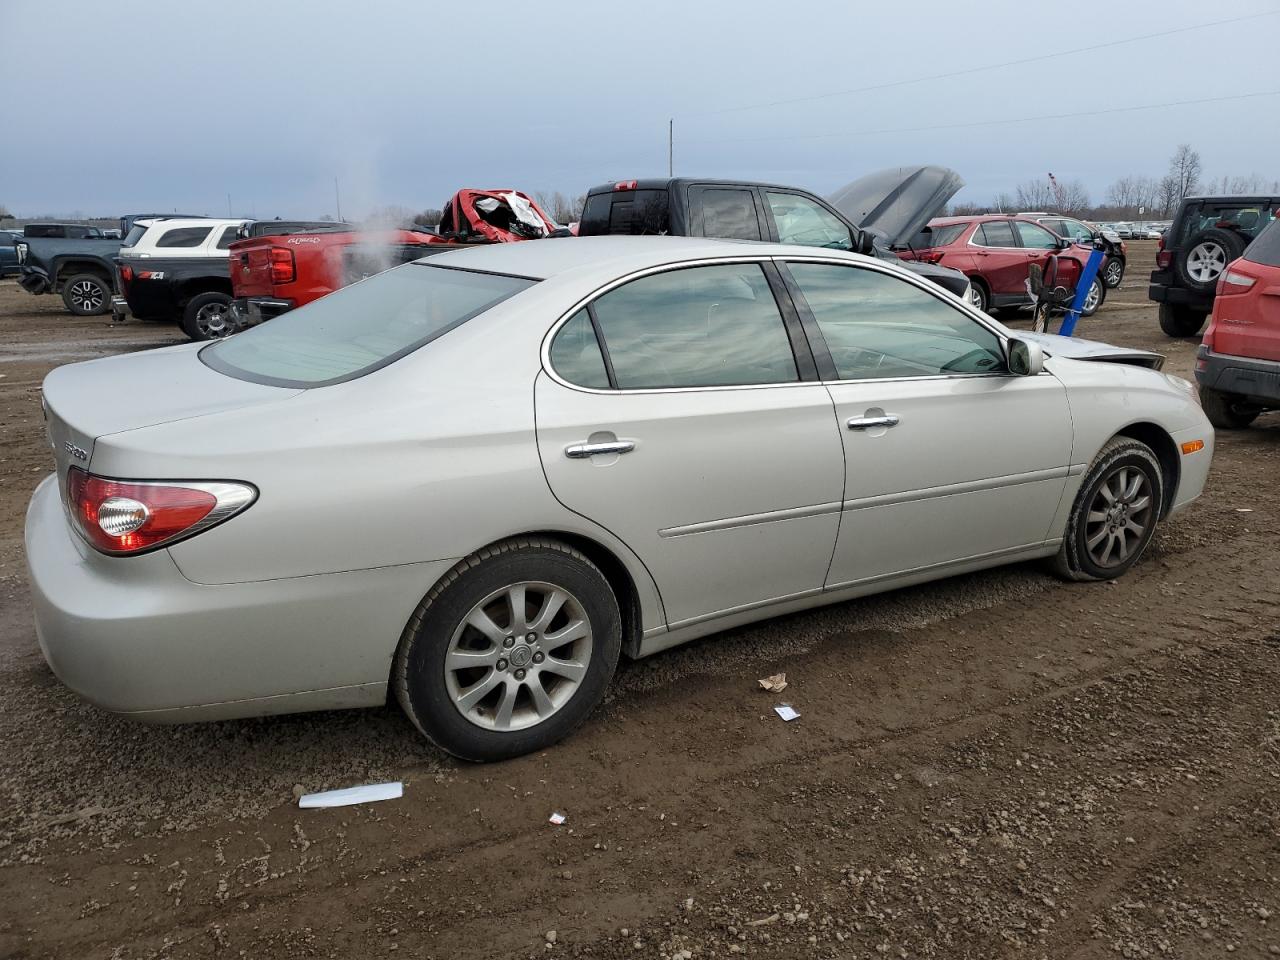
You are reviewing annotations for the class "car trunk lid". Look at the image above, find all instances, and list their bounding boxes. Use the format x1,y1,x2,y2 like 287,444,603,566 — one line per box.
42,344,301,491
828,165,964,249
1208,255,1280,362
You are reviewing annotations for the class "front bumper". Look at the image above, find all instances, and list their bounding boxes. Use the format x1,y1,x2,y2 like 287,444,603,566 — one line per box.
230,296,295,328
24,475,452,722
1195,345,1280,406
18,267,50,294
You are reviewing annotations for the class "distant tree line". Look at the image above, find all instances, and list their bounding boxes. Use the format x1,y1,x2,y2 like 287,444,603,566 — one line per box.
949,144,1279,221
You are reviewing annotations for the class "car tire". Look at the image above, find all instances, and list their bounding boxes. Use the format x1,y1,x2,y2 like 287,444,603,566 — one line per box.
180,292,235,341
1198,385,1261,430
1049,436,1164,583
60,273,111,316
1175,227,1247,294
393,537,622,762
1102,256,1125,288
1080,276,1106,317
1158,302,1206,338
966,278,990,313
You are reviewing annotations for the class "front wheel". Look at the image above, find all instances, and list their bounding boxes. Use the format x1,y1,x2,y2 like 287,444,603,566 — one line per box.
181,292,235,340
1080,276,1105,317
60,273,111,316
1050,436,1164,582
1102,257,1125,288
394,538,622,761
1199,386,1261,429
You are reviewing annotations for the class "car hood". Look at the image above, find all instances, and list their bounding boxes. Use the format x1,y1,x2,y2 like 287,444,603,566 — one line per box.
1018,332,1165,370
828,165,964,248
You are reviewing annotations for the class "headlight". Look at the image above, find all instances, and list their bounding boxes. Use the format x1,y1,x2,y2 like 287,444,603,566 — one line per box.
16,242,27,264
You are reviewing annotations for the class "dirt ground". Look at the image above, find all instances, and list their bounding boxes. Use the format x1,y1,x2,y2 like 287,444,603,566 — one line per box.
1,244,1278,960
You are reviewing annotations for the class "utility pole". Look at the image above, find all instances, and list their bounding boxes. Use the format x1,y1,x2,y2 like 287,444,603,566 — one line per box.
334,177,343,222
227,193,233,217
668,119,673,176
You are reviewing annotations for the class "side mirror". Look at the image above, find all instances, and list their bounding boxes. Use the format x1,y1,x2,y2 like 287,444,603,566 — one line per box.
1006,338,1045,377
855,230,875,255
1057,236,1074,250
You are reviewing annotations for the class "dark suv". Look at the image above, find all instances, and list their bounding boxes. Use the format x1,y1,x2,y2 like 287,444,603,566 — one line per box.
1149,194,1279,336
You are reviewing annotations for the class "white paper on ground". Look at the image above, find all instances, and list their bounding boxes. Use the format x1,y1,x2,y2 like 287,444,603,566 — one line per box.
298,782,403,808
774,705,801,722
548,811,567,825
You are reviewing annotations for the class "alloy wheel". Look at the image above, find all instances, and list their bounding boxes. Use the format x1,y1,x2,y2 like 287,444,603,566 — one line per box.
69,279,104,313
1084,466,1153,568
445,581,593,732
966,283,986,311
1103,260,1122,285
1083,278,1102,314
197,302,233,338
1186,241,1227,284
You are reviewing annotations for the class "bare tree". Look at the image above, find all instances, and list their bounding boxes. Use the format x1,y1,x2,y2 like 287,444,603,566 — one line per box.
1157,174,1181,216
0,202,12,221
1058,179,1091,213
1168,144,1202,205
1014,179,1054,211
415,208,443,226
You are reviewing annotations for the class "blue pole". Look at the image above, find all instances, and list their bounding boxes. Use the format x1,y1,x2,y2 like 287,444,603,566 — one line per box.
1058,247,1105,337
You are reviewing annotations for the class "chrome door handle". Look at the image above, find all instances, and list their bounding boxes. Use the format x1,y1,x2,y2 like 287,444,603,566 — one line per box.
846,415,900,430
565,440,635,459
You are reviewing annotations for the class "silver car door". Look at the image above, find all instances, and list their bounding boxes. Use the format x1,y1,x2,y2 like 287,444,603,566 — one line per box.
779,258,1074,589
534,260,845,629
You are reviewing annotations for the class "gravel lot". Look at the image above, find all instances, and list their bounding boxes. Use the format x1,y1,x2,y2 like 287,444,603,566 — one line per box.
1,244,1278,959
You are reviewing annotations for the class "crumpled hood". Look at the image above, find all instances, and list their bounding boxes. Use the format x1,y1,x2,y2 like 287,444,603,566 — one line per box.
1019,331,1165,370
828,165,964,248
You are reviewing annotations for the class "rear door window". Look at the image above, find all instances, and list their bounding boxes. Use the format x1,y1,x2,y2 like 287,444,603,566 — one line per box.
588,262,797,388
693,188,763,241
974,221,1017,247
156,226,214,248
764,192,853,250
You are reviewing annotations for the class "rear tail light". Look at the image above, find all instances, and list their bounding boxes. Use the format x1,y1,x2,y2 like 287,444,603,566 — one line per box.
119,265,133,283
66,467,255,555
270,248,296,284
613,180,638,192
1221,270,1255,290
916,250,945,264
1156,249,1172,269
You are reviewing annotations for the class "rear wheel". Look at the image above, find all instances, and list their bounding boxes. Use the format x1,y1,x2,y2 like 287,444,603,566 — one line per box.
1199,385,1261,429
394,538,622,761
1158,302,1206,337
60,273,110,316
181,292,234,340
1050,436,1164,582
965,278,989,313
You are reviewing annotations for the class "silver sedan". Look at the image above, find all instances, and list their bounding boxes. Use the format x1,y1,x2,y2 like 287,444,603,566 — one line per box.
25,237,1214,760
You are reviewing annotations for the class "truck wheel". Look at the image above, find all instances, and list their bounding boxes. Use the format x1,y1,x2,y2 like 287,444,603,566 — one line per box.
1049,436,1164,582
1102,256,1125,288
1175,227,1246,293
1199,386,1261,430
181,292,235,341
61,274,111,316
393,537,622,762
1158,303,1206,337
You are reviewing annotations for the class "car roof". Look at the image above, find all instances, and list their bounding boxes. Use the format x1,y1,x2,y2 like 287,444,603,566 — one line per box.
140,217,244,232
417,235,877,280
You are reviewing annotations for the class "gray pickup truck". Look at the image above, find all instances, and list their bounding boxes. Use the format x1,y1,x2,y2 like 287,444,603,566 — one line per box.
16,228,125,316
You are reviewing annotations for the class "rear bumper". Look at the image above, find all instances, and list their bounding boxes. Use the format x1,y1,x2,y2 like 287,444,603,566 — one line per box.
18,267,50,294
230,296,295,328
24,474,453,722
1148,275,1213,312
1195,345,1280,406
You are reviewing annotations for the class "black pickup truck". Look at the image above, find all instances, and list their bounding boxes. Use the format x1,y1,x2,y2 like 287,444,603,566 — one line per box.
576,168,970,298
16,230,124,316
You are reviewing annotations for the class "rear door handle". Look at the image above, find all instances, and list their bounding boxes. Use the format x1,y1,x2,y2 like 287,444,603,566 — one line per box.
565,440,635,459
847,415,900,431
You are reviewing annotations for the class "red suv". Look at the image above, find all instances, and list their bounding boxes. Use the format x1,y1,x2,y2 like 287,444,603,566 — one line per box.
898,214,1105,316
1195,216,1280,428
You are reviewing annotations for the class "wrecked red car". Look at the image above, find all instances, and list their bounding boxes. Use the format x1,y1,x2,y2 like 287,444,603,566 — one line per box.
228,190,559,335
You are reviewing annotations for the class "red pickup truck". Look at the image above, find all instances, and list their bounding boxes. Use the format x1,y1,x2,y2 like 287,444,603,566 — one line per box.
228,190,558,332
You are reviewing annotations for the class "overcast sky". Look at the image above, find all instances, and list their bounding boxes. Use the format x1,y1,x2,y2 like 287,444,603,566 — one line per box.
3,0,1278,219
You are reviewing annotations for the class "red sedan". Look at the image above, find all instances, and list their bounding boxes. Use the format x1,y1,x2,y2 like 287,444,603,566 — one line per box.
898,214,1105,317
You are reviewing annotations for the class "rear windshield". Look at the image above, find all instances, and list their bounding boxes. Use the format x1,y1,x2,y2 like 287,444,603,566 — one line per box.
579,189,670,236
202,264,536,387
121,224,148,247
1176,202,1277,247
1244,217,1280,267
909,222,967,249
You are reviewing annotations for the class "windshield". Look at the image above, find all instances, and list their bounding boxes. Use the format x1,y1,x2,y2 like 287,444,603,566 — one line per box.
202,263,536,387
